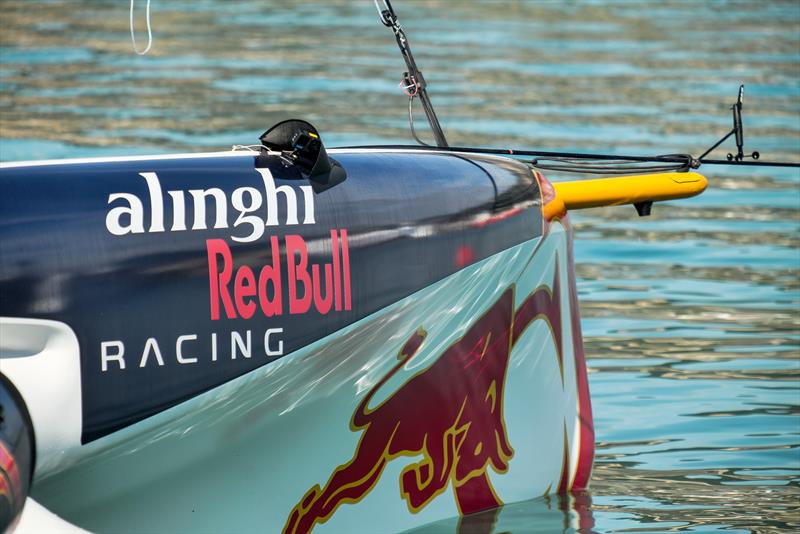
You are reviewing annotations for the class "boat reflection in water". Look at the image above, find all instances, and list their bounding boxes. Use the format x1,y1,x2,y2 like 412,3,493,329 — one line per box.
405,492,595,534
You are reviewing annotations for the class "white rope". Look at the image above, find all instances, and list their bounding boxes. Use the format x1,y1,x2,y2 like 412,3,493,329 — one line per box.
130,0,153,55
372,0,384,18
231,144,263,153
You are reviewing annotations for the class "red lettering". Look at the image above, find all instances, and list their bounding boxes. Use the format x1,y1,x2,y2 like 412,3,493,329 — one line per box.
234,266,257,319
208,231,351,321
206,239,236,320
341,229,351,311
312,264,333,315
287,235,311,314
332,230,341,311
258,236,283,317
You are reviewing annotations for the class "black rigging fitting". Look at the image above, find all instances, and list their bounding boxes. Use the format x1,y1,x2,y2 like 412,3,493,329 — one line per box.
370,6,798,171
374,0,448,148
698,85,760,163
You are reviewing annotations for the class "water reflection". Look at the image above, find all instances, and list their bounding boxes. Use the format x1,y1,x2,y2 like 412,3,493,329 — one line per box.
405,492,595,534
409,478,797,533
591,463,800,533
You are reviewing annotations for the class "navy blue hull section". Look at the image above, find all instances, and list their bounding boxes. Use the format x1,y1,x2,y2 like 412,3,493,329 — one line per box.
0,150,541,442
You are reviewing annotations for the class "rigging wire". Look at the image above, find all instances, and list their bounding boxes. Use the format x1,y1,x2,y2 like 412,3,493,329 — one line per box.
339,143,797,170
374,0,449,147
529,156,692,175
130,0,153,55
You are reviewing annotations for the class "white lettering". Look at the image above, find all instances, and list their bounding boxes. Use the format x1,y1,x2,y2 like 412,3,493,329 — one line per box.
189,188,229,230
231,330,251,359
140,172,164,232
264,328,284,357
101,341,126,371
168,190,187,231
102,328,287,373
106,193,145,235
231,187,264,243
258,168,299,226
300,185,315,224
140,337,165,368
105,169,316,238
176,334,198,364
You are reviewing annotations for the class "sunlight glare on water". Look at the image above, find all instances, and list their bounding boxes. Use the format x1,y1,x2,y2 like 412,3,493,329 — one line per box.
1,1,798,532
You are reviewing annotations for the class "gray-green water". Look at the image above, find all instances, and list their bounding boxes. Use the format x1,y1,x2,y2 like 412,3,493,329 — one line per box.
1,1,799,532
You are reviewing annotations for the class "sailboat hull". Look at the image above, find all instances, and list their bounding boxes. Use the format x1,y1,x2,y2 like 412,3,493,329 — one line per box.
0,149,593,533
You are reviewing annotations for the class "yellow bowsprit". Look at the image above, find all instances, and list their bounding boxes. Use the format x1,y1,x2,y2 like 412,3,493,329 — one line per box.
548,172,707,216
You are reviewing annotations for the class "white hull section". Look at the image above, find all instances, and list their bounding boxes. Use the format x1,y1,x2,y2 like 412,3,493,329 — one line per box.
4,222,590,534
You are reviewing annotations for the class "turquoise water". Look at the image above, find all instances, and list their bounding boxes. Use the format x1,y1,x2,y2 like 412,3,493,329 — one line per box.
1,0,798,532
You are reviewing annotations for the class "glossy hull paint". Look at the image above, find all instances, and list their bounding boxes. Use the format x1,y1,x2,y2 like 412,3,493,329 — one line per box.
30,221,592,533
0,149,593,532
0,149,539,444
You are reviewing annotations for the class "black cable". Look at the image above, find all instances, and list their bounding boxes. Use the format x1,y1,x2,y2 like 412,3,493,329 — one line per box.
697,130,734,161
336,144,800,169
697,159,799,168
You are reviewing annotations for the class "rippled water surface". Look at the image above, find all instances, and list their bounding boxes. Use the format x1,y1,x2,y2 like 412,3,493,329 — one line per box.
1,1,799,532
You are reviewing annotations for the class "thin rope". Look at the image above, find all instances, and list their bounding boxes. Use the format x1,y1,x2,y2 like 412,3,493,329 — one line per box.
408,96,431,147
531,155,691,175
130,0,153,55
372,0,384,19
231,144,263,153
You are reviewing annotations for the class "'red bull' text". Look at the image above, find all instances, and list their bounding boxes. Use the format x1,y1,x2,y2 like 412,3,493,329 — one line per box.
207,230,352,321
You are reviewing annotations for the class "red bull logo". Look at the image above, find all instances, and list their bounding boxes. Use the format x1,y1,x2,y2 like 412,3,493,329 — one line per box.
284,264,564,534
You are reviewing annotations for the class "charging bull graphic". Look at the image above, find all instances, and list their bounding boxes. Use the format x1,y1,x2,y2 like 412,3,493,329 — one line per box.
284,265,564,534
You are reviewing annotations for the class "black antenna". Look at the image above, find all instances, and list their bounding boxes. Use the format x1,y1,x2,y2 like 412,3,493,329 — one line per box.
374,0,448,148
699,85,760,162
